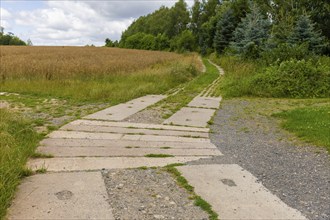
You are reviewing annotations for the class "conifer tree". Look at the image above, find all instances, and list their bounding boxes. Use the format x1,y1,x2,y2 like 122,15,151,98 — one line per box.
289,15,326,54
214,9,236,54
231,2,270,58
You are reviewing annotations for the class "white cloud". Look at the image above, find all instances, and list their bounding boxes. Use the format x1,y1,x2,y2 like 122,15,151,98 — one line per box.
1,7,12,29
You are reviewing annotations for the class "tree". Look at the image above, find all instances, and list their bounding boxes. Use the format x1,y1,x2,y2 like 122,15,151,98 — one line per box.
154,34,170,51
171,30,197,53
166,0,190,38
214,9,236,54
105,38,115,47
231,2,271,58
289,15,326,54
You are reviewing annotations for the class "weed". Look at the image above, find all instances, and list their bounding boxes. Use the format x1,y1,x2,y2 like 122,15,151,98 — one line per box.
145,154,174,158
35,168,47,174
160,147,171,149
31,152,54,159
163,164,218,220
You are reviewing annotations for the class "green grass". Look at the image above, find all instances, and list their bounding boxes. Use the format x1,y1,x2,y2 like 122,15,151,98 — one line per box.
31,152,54,159
158,58,220,118
0,109,42,219
145,154,174,158
274,105,330,152
163,164,218,220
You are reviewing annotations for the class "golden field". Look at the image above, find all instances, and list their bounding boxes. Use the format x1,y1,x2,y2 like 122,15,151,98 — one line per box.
0,46,201,80
0,46,202,102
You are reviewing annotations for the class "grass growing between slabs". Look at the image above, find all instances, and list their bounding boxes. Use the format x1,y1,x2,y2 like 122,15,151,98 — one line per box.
159,58,220,119
274,105,330,152
0,109,42,219
163,164,218,220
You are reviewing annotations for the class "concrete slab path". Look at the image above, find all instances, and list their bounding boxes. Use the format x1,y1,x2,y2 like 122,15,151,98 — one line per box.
84,95,166,121
178,164,307,220
163,107,216,127
8,61,306,220
7,172,114,220
40,138,218,149
27,157,209,172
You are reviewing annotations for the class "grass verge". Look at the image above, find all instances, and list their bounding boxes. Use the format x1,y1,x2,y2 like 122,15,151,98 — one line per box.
0,109,41,218
274,105,330,152
163,164,218,220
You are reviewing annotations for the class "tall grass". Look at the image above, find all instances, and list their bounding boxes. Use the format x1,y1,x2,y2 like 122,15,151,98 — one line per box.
0,109,41,219
210,54,263,97
0,46,202,103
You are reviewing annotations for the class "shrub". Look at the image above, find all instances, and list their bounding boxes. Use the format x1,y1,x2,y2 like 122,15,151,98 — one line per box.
250,59,330,98
261,43,311,65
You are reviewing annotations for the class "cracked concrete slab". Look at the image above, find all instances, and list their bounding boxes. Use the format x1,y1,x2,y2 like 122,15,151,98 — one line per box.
178,164,307,220
7,172,114,220
61,124,209,138
187,96,222,109
163,107,215,127
40,138,218,149
27,157,209,172
70,120,210,133
84,95,166,121
37,146,222,157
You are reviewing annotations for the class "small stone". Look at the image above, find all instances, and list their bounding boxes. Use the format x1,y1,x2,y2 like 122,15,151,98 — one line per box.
169,201,176,205
117,184,124,189
165,197,170,201
154,214,164,219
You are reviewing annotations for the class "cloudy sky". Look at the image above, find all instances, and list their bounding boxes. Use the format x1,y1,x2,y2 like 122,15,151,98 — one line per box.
0,0,193,46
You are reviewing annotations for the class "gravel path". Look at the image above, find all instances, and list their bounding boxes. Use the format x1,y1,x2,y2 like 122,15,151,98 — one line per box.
102,168,208,220
203,99,330,220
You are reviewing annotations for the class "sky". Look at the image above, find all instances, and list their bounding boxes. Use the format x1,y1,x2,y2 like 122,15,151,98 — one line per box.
0,0,194,46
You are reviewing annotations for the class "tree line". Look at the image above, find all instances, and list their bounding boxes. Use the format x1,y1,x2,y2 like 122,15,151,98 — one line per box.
105,0,329,57
0,27,30,46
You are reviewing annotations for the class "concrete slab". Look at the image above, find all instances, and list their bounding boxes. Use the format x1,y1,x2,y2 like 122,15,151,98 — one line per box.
187,96,222,109
37,146,222,157
48,131,123,140
178,164,307,220
40,138,218,149
163,107,215,127
61,124,209,138
122,134,210,143
84,95,166,121
28,157,209,172
7,172,113,220
70,120,210,133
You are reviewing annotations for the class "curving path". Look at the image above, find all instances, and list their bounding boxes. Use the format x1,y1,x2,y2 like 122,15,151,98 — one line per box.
7,60,306,220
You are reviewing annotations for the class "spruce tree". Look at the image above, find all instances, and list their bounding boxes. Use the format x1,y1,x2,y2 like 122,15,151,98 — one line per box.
289,15,326,54
214,9,236,54
231,2,270,58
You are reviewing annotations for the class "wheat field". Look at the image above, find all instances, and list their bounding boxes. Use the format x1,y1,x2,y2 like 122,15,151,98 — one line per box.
0,46,202,102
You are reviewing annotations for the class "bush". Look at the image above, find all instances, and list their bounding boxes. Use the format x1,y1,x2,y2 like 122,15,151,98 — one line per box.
251,59,330,98
261,43,312,65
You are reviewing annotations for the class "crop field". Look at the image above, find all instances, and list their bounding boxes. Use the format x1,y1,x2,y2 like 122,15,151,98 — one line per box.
0,46,202,102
